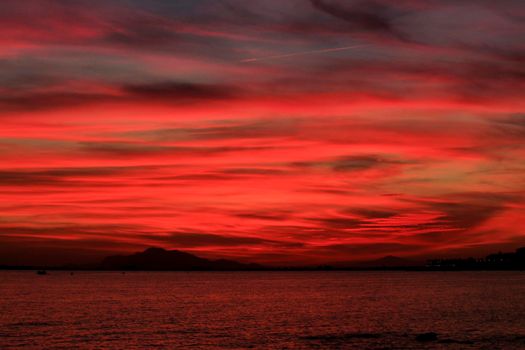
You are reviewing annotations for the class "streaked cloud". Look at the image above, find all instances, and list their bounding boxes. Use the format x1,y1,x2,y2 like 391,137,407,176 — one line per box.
0,0,524,265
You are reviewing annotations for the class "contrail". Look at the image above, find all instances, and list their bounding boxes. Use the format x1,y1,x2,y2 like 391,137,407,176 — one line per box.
240,44,366,63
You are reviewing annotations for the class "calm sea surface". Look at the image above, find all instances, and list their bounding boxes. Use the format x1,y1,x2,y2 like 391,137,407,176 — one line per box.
1,271,524,349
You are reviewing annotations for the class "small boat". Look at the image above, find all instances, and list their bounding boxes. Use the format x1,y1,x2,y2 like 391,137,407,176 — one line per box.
36,270,47,275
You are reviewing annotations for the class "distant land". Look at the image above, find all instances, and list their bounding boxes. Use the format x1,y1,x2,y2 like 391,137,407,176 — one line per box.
426,247,525,270
1,247,524,271
100,247,263,271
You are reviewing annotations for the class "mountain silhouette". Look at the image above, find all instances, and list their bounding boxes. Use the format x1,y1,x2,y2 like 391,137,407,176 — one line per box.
100,247,263,271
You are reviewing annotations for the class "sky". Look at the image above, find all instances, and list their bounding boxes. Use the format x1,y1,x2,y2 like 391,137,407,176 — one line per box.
0,0,524,266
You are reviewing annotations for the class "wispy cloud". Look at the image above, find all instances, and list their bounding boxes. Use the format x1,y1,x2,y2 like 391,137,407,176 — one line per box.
0,0,523,265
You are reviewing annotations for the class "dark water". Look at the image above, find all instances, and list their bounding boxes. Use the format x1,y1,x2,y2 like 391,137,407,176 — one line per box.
1,271,525,349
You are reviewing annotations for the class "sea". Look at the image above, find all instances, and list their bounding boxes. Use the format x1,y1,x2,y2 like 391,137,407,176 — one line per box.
1,271,524,349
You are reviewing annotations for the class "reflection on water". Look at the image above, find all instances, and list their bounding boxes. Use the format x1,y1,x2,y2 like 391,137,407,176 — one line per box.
1,271,525,349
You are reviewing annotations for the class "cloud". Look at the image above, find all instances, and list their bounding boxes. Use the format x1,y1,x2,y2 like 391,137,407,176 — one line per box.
0,0,524,266
350,208,397,219
308,217,363,229
103,15,181,49
291,155,405,173
0,167,132,186
128,119,298,142
234,210,290,221
220,168,286,176
0,223,140,237
421,198,505,231
488,114,525,139
158,232,268,247
309,0,406,40
123,81,240,102
0,80,241,113
144,231,303,249
78,141,272,158
0,91,112,112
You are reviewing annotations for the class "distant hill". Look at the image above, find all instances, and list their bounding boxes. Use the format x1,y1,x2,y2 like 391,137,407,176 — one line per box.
100,247,263,271
3,246,524,271
365,255,420,268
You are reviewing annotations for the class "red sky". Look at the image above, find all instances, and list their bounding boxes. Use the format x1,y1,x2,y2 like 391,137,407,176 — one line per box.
1,0,524,266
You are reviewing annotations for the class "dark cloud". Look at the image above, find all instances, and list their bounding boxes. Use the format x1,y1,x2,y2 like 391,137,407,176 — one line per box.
332,155,399,172
0,54,150,91
234,211,290,221
145,231,303,248
429,201,503,231
350,208,397,219
148,168,287,182
0,80,241,113
95,4,244,59
0,223,141,238
152,173,237,182
123,81,240,102
309,0,408,41
308,217,362,229
220,168,286,176
286,54,525,104
0,165,165,187
401,192,515,237
79,141,272,157
0,92,112,113
127,119,297,142
1,0,523,113
104,15,181,49
0,0,243,59
291,155,403,172
488,114,525,138
451,61,525,104
300,192,514,243
0,167,129,186
161,232,269,247
79,142,182,157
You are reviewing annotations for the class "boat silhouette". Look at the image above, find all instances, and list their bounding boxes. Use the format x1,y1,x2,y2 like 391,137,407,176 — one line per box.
36,270,47,275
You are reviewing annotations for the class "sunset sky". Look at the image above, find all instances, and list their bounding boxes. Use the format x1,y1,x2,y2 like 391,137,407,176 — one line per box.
1,0,524,266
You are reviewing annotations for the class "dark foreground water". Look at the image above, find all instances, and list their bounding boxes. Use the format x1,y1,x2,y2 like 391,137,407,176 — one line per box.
1,271,525,349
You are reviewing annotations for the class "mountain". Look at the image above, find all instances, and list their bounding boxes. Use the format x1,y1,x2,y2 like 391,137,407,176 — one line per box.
364,255,420,268
100,247,263,271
